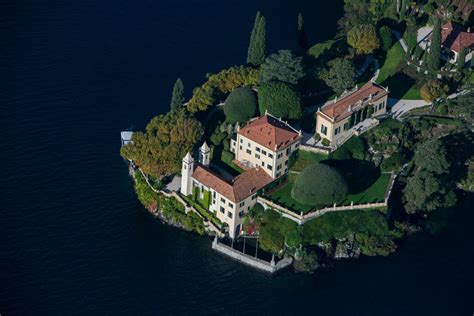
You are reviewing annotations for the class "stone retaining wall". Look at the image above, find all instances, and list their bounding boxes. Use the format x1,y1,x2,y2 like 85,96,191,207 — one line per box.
211,237,292,274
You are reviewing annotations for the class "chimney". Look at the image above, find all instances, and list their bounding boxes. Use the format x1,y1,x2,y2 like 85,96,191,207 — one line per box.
468,27,471,33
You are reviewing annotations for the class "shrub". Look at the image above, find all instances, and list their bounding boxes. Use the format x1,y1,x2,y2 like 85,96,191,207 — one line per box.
258,81,302,119
347,24,380,55
223,87,258,124
261,50,305,85
188,66,261,112
420,80,449,102
210,131,226,146
291,163,348,205
321,138,330,146
343,136,368,160
355,233,397,256
379,26,393,52
313,133,321,142
380,152,405,171
329,146,351,160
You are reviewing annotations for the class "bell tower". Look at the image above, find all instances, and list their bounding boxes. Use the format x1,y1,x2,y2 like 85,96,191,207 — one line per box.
199,142,210,167
180,152,194,196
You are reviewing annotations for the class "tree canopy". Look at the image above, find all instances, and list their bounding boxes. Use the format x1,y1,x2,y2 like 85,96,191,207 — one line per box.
428,17,441,70
258,81,302,120
247,12,266,66
223,87,258,124
120,109,203,178
322,58,356,94
291,163,348,205
297,13,309,50
170,78,184,111
414,139,450,174
261,50,305,85
347,24,380,55
420,80,448,102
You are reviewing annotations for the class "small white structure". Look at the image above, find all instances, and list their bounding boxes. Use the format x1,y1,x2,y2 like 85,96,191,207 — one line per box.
180,152,194,196
120,131,134,146
199,142,210,167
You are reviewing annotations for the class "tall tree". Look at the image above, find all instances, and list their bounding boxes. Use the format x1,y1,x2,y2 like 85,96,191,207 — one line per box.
399,0,406,20
322,58,356,94
428,17,441,71
170,78,184,111
347,24,380,55
297,13,309,50
261,50,305,85
247,12,266,66
457,47,466,69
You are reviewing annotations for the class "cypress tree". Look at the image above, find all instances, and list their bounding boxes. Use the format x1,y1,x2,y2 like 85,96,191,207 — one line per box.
247,12,266,66
297,13,308,50
170,78,184,111
399,0,406,20
428,18,441,71
457,47,466,69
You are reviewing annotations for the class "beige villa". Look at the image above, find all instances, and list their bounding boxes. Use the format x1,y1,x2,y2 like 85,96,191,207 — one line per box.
315,81,389,146
181,114,301,238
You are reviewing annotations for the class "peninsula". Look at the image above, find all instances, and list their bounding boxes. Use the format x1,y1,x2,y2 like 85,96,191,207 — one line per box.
121,2,473,273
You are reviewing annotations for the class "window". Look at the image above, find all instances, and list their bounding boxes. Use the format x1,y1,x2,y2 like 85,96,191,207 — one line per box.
277,164,282,170
335,127,341,135
261,161,265,167
212,199,215,204
227,211,233,219
247,142,251,148
239,145,242,150
276,172,281,178
294,143,299,149
267,165,273,171
320,124,328,135
240,138,243,143
256,147,261,153
262,150,267,155
268,153,273,158
220,207,225,214
286,148,290,155
246,149,251,155
277,153,282,159
213,191,216,197
228,202,233,208
251,194,257,200
238,211,244,218
239,201,245,207
285,160,288,165
221,197,225,203
344,122,350,130
255,153,260,159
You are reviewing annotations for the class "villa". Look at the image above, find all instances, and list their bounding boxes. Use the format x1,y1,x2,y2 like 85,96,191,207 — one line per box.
315,81,389,147
181,114,302,238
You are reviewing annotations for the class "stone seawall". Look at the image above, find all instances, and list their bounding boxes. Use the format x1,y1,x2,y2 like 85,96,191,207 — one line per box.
211,237,292,274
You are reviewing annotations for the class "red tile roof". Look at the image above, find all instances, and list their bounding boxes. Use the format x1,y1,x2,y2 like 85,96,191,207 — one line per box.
238,115,301,151
192,165,273,203
319,81,388,122
440,22,474,53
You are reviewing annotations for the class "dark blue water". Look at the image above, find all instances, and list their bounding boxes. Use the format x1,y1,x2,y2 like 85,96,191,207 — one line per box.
2,0,473,314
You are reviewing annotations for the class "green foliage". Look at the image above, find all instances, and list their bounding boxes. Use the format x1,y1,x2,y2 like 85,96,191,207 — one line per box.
379,26,393,52
414,139,450,174
380,152,406,171
187,66,261,112
170,78,184,111
297,13,309,50
247,12,266,66
399,0,406,20
457,48,466,69
159,195,205,235
403,169,457,214
134,171,159,209
338,0,373,34
258,81,302,119
347,24,380,55
222,87,258,124
428,17,441,70
322,58,356,94
121,109,203,178
291,163,348,206
293,251,319,273
420,80,448,102
261,50,305,85
355,233,397,256
404,19,418,55
329,146,352,160
210,131,226,146
302,209,390,244
258,210,299,253
341,136,368,160
321,138,330,146
365,118,407,156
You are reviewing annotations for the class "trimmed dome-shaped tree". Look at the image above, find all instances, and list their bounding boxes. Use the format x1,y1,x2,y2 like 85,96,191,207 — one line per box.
291,163,348,205
223,87,258,124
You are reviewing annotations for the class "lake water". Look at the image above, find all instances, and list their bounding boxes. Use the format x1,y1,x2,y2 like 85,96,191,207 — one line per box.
2,0,473,314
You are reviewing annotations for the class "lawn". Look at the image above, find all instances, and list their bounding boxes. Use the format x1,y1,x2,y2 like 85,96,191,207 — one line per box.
376,42,421,100
307,38,342,60
290,150,327,173
339,173,391,205
268,174,315,214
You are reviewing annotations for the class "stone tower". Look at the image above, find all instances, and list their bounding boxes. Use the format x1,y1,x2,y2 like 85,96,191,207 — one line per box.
199,142,210,167
180,152,194,196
